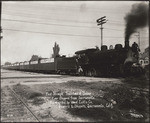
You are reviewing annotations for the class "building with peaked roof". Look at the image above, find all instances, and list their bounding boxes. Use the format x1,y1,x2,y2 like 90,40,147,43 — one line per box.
139,47,149,66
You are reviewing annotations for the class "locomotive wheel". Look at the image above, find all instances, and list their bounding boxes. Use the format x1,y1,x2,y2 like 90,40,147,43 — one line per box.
85,70,92,77
85,70,89,76
85,69,97,77
119,65,124,76
91,68,97,77
88,70,92,77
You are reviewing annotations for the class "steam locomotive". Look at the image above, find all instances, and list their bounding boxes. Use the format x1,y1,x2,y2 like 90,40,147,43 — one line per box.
75,41,143,77
2,40,144,77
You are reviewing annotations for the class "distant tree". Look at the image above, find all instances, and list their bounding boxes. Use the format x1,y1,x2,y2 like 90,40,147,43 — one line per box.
4,62,11,65
14,62,19,64
52,42,60,58
30,55,41,61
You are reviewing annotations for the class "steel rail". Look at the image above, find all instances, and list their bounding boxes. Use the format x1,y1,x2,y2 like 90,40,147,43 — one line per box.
7,86,40,122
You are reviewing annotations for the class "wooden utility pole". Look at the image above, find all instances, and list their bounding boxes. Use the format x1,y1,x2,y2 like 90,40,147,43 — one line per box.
138,32,140,49
135,32,140,49
96,16,107,47
0,1,2,40
0,1,2,67
100,24,103,47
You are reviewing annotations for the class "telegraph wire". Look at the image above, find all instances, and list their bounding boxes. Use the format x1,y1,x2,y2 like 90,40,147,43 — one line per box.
3,10,126,26
3,28,148,39
2,18,97,28
2,18,125,32
2,13,95,24
104,27,123,31
2,19,148,34
107,21,125,25
6,28,148,39
2,12,125,26
3,28,100,38
3,28,128,38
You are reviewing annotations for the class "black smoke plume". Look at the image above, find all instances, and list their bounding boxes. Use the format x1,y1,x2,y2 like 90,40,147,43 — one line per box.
124,2,148,42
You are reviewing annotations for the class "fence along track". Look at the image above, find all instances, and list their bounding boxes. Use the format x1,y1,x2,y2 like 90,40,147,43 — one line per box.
7,86,40,122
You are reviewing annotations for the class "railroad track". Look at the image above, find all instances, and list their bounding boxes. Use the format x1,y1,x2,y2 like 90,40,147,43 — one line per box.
7,86,40,122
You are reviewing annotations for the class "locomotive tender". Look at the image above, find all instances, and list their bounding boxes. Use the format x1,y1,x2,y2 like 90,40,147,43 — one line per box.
2,40,143,77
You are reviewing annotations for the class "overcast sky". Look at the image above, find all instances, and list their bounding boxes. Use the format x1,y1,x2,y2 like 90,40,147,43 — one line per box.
1,1,149,65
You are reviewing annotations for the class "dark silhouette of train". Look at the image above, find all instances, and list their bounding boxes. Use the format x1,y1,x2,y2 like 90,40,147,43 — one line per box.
75,41,143,77
2,40,144,77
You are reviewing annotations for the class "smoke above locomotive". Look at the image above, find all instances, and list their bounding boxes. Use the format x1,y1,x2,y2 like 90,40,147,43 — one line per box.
124,2,148,47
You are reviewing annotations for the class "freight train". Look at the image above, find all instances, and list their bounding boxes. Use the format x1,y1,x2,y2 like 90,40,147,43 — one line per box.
2,56,78,75
2,40,144,77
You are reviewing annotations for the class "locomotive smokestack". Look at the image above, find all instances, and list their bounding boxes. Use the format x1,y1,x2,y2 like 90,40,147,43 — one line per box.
125,39,129,48
124,2,148,46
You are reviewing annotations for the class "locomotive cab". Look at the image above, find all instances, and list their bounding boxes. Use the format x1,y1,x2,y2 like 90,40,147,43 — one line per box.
124,42,144,76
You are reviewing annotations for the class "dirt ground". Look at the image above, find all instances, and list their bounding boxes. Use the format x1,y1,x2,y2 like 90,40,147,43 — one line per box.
1,69,149,122
1,86,36,122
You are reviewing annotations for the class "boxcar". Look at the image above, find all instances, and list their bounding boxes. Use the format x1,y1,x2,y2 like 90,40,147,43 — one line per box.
56,57,77,74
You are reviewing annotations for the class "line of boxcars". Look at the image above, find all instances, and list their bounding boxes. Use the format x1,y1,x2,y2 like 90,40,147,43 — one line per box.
2,41,144,77
2,57,78,75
